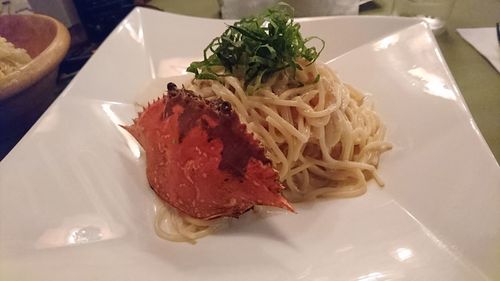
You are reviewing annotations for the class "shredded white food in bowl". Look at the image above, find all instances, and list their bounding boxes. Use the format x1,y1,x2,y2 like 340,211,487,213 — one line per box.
0,36,32,78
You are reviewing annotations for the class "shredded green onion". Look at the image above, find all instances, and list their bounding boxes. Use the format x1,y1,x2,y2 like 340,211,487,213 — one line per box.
187,3,324,91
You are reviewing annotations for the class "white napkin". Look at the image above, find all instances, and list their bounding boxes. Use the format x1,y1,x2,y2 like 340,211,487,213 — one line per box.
457,28,500,73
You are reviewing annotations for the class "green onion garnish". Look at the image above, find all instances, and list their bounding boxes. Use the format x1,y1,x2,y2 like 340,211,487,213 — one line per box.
187,3,324,91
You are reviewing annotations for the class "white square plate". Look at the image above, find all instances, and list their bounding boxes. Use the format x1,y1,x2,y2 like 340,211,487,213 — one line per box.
1,8,499,281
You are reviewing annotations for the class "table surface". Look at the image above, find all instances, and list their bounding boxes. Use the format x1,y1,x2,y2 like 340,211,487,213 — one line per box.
149,0,500,164
436,0,500,163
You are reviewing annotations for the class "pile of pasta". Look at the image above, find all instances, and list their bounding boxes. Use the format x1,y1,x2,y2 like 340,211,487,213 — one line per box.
0,36,31,79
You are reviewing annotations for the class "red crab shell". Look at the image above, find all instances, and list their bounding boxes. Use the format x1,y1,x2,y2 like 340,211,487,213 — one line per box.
123,83,293,220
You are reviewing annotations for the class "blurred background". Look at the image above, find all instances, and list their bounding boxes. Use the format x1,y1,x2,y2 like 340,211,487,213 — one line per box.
0,0,499,160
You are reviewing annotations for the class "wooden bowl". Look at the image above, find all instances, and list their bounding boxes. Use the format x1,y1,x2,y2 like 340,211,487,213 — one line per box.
0,14,70,158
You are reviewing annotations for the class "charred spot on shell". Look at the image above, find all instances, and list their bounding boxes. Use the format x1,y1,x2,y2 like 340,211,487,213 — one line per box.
218,101,232,115
167,82,177,91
